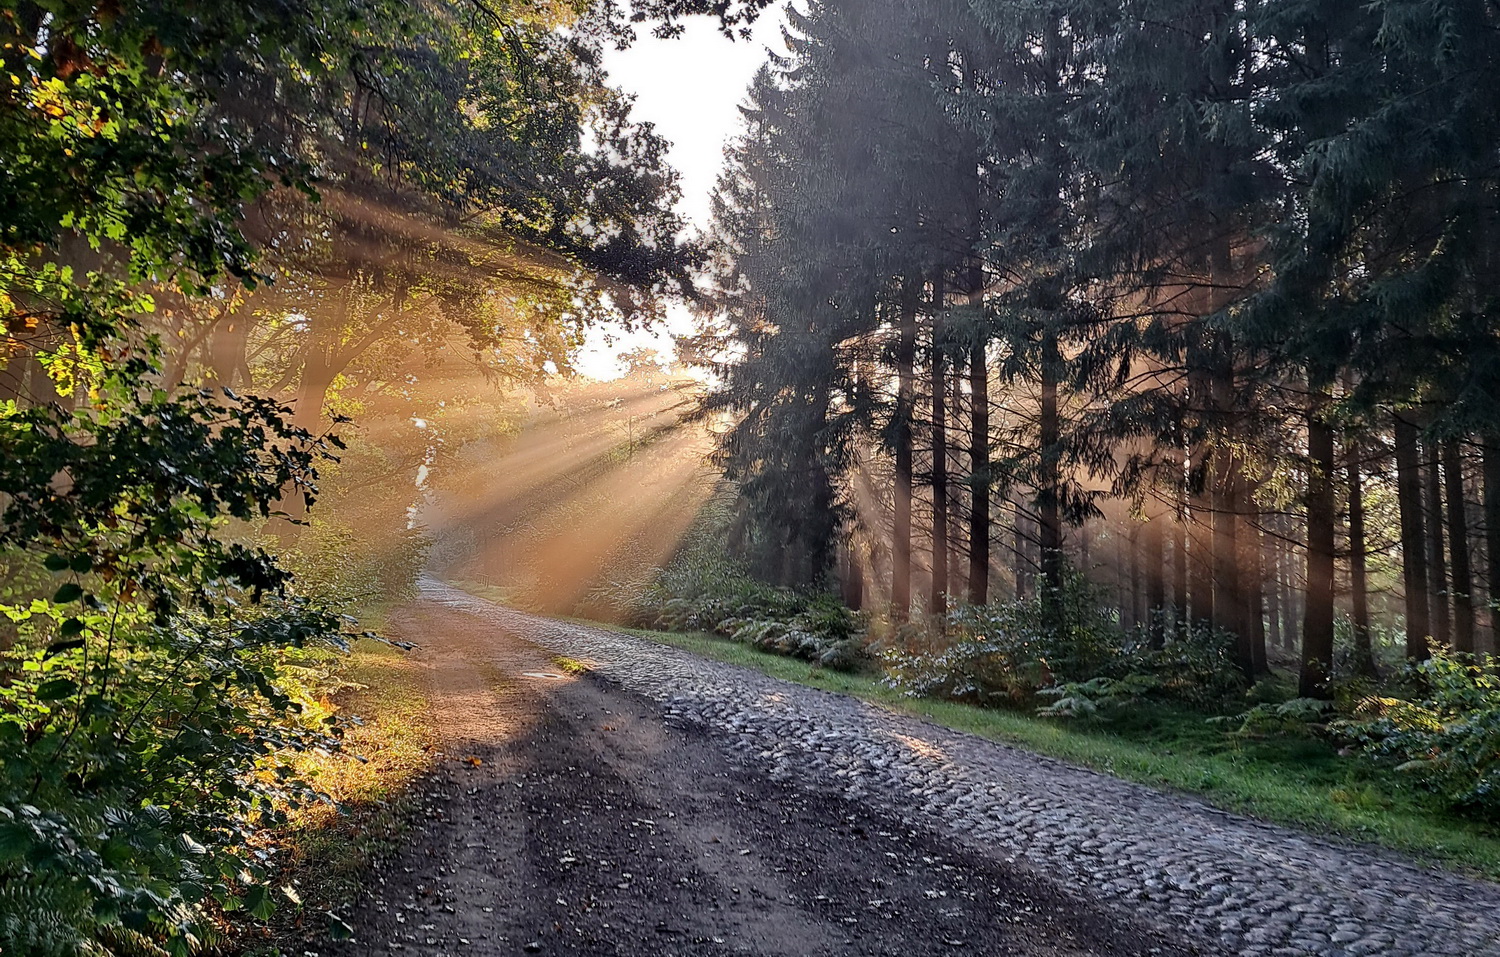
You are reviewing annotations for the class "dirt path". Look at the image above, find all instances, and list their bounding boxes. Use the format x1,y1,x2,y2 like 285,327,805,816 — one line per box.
331,599,1191,957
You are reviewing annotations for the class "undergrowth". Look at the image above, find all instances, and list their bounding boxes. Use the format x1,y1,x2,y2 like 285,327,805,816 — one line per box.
581,508,866,670
241,632,436,955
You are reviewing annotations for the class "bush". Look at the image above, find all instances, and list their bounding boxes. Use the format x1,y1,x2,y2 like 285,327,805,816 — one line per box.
0,388,350,954
280,517,428,613
1336,648,1500,813
1210,697,1338,737
883,570,1245,713
1037,673,1166,718
589,528,866,671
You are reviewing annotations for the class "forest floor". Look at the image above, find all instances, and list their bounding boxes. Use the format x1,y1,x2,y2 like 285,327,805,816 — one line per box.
292,582,1500,957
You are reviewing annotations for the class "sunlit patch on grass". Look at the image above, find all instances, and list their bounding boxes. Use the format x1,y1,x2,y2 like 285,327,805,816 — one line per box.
258,636,436,945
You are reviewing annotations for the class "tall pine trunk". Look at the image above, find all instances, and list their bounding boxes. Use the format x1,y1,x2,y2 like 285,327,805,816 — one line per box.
947,354,968,603
1393,415,1431,658
1301,395,1336,697
1265,520,1283,652
1250,542,1268,673
1211,349,1247,673
1013,496,1030,600
968,295,990,605
1347,440,1376,676
1425,440,1451,646
1145,505,1167,648
1486,438,1500,654
1186,345,1214,630
929,274,948,616
1444,439,1474,653
1038,325,1063,604
891,277,918,619
1172,447,1189,634
1243,484,1267,675
842,541,864,611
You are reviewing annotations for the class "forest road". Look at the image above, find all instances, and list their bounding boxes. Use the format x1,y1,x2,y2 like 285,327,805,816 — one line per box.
328,595,1192,957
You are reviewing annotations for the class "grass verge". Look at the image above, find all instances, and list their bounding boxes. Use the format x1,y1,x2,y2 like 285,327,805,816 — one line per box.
241,620,436,954
612,623,1500,880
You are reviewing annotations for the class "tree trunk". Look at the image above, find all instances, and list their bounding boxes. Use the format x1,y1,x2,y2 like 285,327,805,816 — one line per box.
206,312,252,389
1300,396,1337,698
1211,351,1246,673
1123,524,1140,632
929,273,948,617
842,541,865,611
1393,415,1431,659
1172,452,1188,635
1220,459,1252,676
1486,438,1500,655
1347,440,1377,676
968,318,990,605
1249,539,1267,674
891,277,918,619
948,357,968,603
1144,505,1167,648
1186,363,1214,630
1038,325,1063,604
1444,439,1475,654
1242,477,1266,675
1014,497,1030,600
1425,440,1452,646
1265,520,1283,652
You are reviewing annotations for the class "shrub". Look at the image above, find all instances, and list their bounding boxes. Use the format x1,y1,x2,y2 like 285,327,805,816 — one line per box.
280,517,428,613
1118,624,1246,710
1210,697,1338,737
0,388,350,954
1037,673,1166,718
1336,648,1500,813
883,570,1245,713
588,528,866,671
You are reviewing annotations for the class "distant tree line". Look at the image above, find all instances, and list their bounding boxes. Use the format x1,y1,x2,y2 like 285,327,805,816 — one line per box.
699,0,1500,696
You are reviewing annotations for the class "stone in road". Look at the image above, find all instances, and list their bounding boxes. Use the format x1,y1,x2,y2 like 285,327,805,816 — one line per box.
332,597,1188,957
407,581,1500,957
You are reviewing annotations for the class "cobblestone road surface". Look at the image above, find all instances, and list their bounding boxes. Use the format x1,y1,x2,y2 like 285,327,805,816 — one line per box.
420,579,1500,957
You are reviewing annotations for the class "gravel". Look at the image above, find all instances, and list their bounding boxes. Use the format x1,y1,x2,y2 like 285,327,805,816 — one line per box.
420,579,1500,957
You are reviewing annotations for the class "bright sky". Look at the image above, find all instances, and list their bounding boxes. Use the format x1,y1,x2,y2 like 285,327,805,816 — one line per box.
571,6,788,380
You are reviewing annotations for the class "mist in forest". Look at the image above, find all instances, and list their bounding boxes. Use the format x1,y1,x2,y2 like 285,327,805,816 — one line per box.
423,364,719,618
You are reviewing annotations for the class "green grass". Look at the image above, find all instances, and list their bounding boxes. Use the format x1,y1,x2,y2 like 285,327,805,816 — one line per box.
610,623,1500,880
249,633,436,953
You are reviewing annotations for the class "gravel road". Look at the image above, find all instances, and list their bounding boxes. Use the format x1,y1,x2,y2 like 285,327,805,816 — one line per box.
331,590,1186,957
342,580,1500,957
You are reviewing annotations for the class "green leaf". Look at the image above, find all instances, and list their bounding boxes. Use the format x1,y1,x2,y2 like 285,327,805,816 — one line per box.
177,833,207,856
44,637,85,657
68,554,92,573
327,911,354,940
244,884,275,920
42,555,69,572
53,583,83,603
58,618,85,637
36,678,79,701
